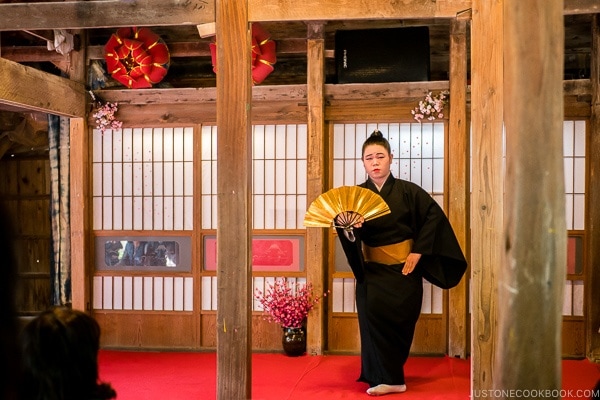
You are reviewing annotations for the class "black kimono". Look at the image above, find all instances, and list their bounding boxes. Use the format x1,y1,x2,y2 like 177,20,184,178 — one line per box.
336,174,467,387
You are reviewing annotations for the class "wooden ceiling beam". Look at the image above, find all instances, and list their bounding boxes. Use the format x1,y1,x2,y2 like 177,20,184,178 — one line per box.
0,0,215,31
0,0,595,32
0,57,85,117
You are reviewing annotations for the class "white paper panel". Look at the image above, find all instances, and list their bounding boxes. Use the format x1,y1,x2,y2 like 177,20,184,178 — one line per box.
184,162,193,196
296,195,306,228
254,160,265,194
184,197,193,230
163,128,174,162
574,121,586,156
565,195,574,230
275,160,286,194
422,280,432,314
153,129,163,161
132,128,143,162
184,277,194,311
143,276,153,310
113,277,123,310
563,280,573,316
574,158,585,194
133,276,143,310
563,121,574,155
573,194,585,230
573,280,584,316
184,127,194,161
343,279,356,312
211,276,218,310
285,125,297,158
174,196,184,230
275,195,286,229
432,286,443,314
112,130,123,162
286,195,297,229
163,197,173,230
202,195,213,230
93,197,102,230
296,160,307,193
112,197,123,230
93,276,103,309
174,277,184,311
202,276,213,311
164,277,174,311
252,277,265,311
122,129,133,162
163,162,174,196
201,126,214,160
93,164,103,196
332,278,344,312
103,276,113,309
253,125,265,159
420,159,433,192
564,158,574,193
102,132,112,162
173,162,184,196
173,128,184,161
124,277,133,310
264,160,275,194
275,125,286,158
264,195,275,229
433,123,445,158
92,130,103,162
264,125,275,159
112,164,123,196
102,198,112,230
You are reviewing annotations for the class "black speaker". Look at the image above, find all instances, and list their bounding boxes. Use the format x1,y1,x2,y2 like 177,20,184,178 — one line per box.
335,26,430,84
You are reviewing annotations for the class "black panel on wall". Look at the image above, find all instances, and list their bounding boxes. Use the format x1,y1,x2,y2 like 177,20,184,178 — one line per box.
335,26,430,84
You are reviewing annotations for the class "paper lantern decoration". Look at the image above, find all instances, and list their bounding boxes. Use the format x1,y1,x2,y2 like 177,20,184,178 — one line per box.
209,23,277,85
104,27,170,89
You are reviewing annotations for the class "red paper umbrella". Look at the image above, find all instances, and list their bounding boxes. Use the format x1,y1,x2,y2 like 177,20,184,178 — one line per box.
209,23,277,85
104,27,170,89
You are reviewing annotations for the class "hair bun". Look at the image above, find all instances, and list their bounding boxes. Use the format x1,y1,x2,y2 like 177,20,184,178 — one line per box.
370,129,384,138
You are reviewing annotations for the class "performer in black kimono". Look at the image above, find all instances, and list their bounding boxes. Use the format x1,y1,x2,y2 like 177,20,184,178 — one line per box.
335,130,467,396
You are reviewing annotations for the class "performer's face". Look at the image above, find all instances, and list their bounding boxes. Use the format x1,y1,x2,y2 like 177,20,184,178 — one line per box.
362,144,392,185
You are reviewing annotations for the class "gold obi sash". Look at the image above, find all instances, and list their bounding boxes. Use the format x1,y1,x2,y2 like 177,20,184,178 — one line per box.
363,239,414,265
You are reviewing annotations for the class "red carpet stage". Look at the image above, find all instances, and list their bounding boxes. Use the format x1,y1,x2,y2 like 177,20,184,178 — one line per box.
98,350,599,399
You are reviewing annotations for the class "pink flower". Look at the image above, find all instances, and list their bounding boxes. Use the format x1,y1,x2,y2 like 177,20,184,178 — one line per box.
254,279,327,328
412,91,449,123
92,101,123,133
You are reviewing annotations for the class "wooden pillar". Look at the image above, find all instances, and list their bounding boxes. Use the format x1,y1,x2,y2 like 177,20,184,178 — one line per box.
69,30,89,312
498,0,565,395
215,1,252,399
470,0,503,397
447,16,470,359
305,21,327,356
586,15,600,362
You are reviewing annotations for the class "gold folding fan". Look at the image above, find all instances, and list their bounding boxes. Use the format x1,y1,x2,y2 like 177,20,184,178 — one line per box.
303,186,390,241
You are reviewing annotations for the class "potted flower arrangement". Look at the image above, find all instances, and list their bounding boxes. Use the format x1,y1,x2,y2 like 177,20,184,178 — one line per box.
254,278,326,356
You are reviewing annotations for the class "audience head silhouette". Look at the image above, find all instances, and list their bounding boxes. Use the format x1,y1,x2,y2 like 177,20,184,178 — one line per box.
20,306,116,400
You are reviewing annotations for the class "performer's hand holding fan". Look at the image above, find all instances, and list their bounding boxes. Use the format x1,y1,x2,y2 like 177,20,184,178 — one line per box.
303,186,391,241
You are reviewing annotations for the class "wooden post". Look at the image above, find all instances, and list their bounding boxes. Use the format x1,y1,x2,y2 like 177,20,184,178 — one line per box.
69,30,89,312
586,15,600,363
470,0,503,397
215,1,253,399
305,21,326,356
498,0,566,396
447,16,470,359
